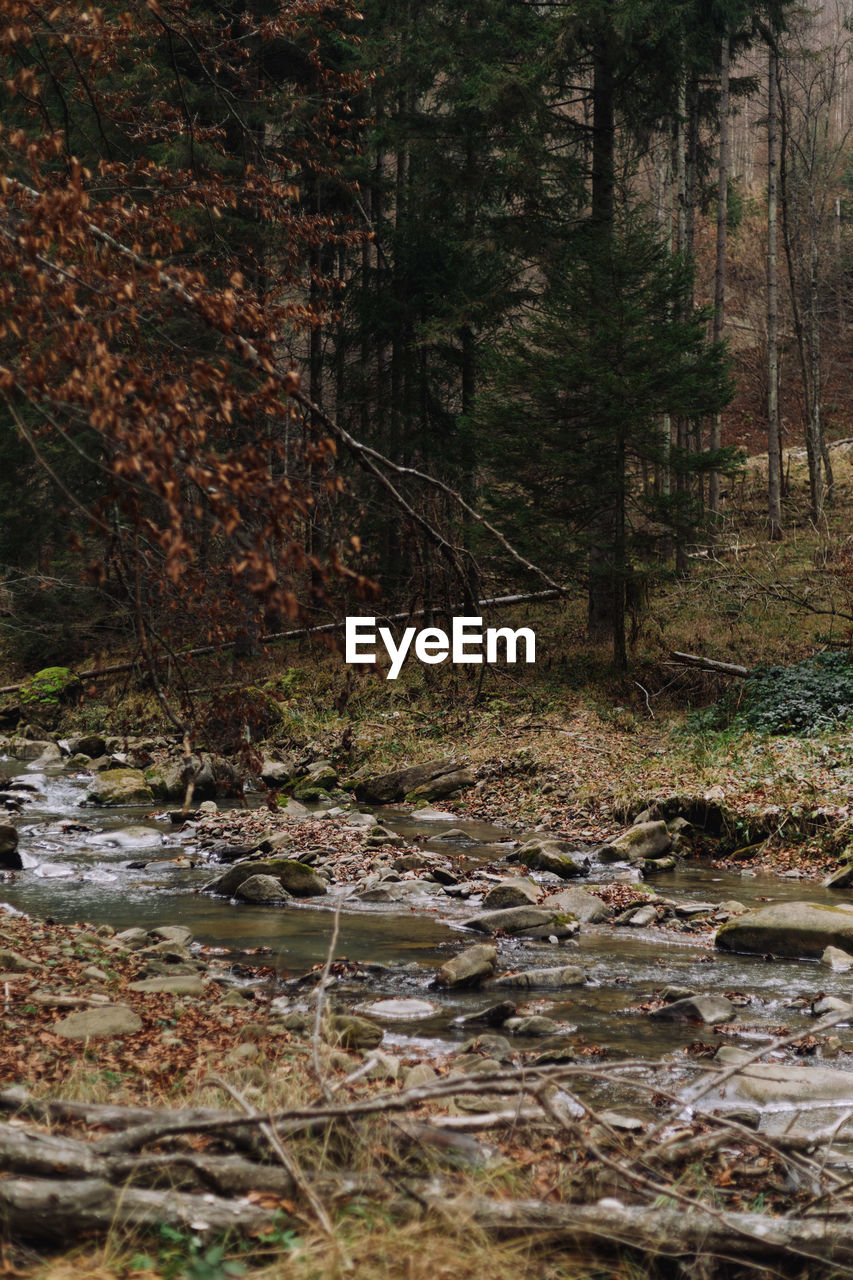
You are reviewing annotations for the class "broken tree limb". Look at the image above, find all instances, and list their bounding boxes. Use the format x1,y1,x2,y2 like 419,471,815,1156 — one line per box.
0,1175,282,1244
668,651,751,677
0,589,562,696
447,1195,853,1268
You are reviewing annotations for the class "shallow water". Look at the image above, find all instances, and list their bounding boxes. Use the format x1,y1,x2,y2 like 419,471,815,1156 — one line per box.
2,761,853,1070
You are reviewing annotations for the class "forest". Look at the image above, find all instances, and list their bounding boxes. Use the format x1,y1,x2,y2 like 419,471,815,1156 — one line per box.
6,2,853,1279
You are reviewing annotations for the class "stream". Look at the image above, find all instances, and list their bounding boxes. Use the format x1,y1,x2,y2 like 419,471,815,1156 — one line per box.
2,756,853,1084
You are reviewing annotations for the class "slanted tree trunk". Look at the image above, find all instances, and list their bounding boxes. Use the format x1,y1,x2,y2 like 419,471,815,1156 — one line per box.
767,47,783,540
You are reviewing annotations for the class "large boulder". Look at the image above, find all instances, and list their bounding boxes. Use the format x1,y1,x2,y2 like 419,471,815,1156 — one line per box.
85,768,154,806
599,821,671,864
206,857,327,898
460,905,572,936
354,757,471,805
542,886,613,924
716,901,853,958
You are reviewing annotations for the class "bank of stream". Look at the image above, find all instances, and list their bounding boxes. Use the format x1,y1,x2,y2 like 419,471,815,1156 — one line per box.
3,755,853,1091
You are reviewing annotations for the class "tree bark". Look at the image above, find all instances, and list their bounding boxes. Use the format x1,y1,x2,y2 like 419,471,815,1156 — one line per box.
767,47,783,540
708,32,730,532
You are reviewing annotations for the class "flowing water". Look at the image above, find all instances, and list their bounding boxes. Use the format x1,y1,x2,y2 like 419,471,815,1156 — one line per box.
2,758,853,1081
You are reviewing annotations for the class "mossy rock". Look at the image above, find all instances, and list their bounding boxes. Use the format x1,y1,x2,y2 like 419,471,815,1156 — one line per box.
207,857,327,898
20,667,81,723
291,784,329,803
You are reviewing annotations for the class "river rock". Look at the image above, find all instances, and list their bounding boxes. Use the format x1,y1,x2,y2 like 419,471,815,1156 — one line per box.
490,964,585,990
0,948,38,971
721,1063,853,1105
0,823,21,869
206,857,327,898
460,905,565,936
716,901,853,958
824,863,853,889
7,738,59,763
457,1001,517,1027
436,943,497,988
600,821,671,863
409,768,475,801
149,925,193,946
542,886,612,923
53,1004,142,1039
328,1014,383,1050
482,878,540,909
86,768,154,806
260,758,294,785
68,733,107,758
128,975,206,996
353,757,471,805
518,840,587,879
649,994,735,1025
404,1063,439,1089
503,1015,559,1036
234,874,291,904
823,945,853,971
360,998,437,1020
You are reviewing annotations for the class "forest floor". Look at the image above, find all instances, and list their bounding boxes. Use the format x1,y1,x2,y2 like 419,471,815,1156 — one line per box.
5,449,853,1277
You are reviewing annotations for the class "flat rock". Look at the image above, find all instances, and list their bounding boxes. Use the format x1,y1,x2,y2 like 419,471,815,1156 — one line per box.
716,901,853,958
359,998,437,1020
542,886,612,923
53,1004,142,1039
128,976,206,996
649,994,735,1025
461,905,562,935
721,1063,853,1105
490,964,585,990
436,944,497,988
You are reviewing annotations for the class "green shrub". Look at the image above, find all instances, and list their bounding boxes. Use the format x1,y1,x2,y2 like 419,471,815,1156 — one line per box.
690,651,853,737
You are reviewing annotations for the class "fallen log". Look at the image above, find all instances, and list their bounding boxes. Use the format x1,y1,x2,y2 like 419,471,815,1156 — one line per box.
0,589,562,696
452,1195,853,1266
0,1175,282,1244
668,651,751,678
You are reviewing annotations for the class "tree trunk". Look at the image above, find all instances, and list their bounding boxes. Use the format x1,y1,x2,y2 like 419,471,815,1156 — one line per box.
767,47,783,540
709,31,730,532
587,28,623,663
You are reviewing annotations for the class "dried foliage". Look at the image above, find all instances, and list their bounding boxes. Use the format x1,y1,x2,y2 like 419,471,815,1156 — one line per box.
0,0,371,677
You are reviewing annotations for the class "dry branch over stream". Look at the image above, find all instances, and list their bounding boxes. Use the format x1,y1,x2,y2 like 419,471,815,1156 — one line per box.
5,1056,853,1274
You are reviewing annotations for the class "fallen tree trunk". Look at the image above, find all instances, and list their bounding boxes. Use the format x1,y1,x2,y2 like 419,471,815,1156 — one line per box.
453,1195,853,1265
668,651,751,677
0,589,562,696
0,1175,282,1243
